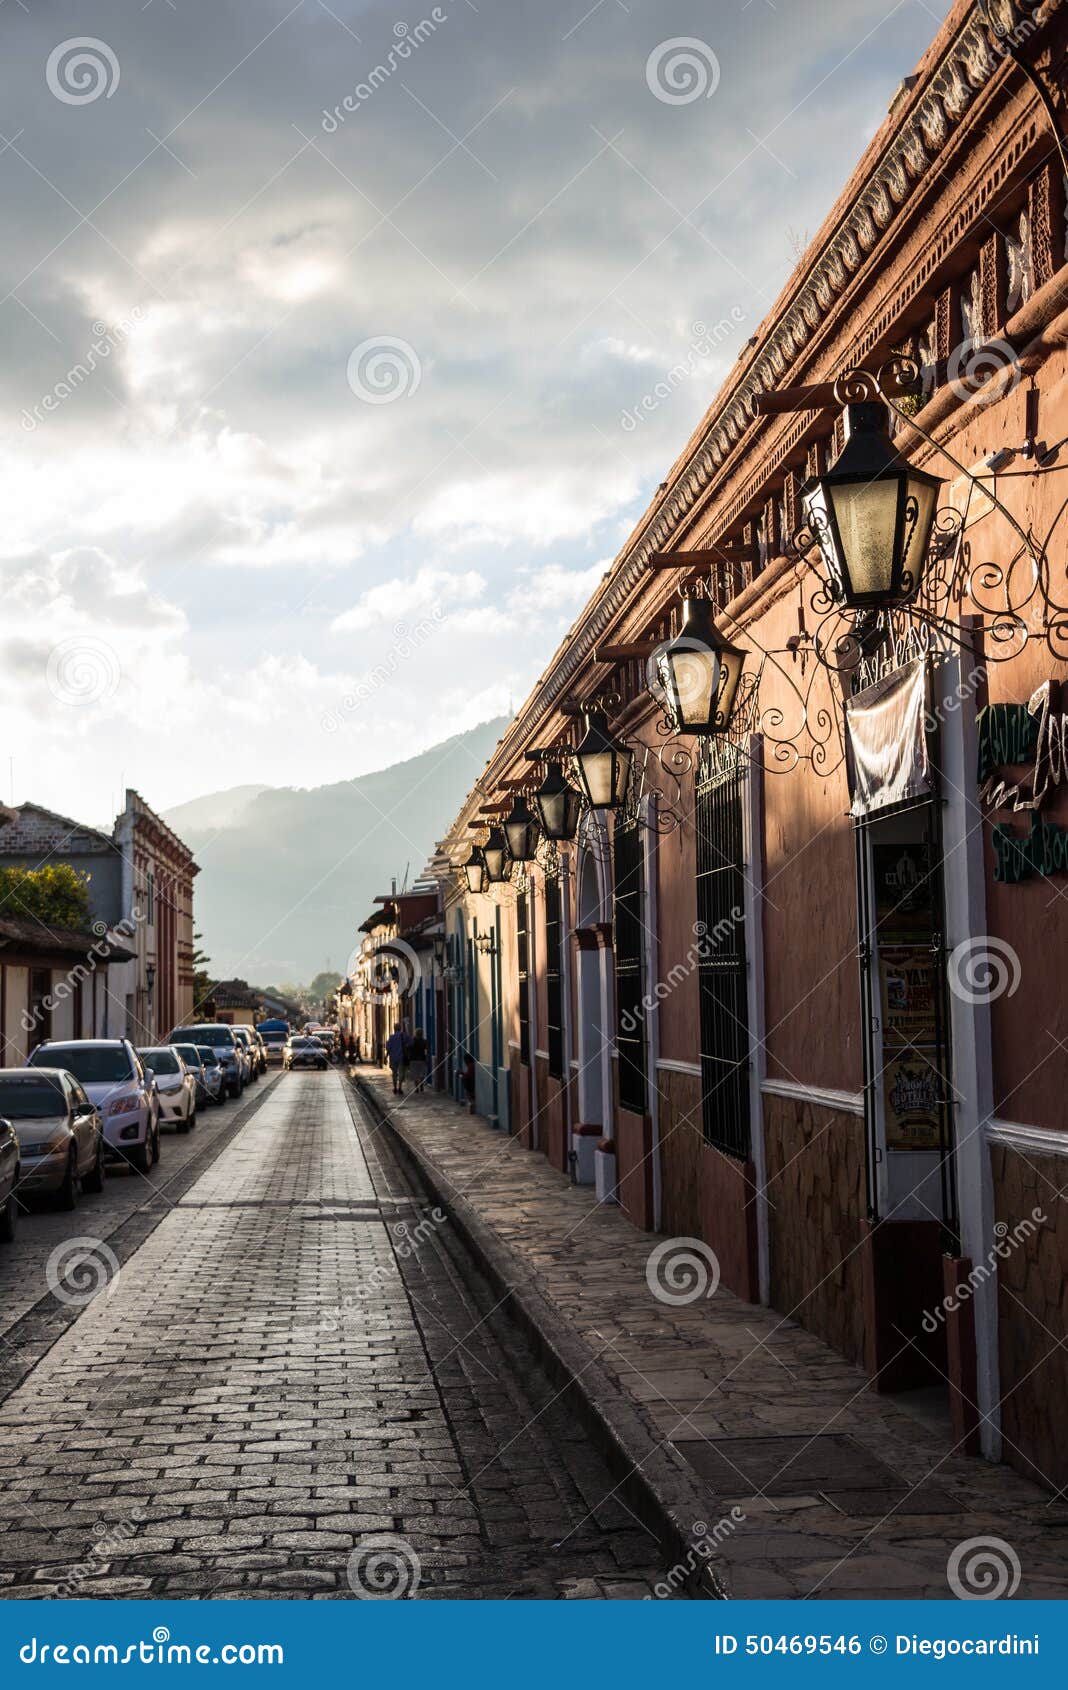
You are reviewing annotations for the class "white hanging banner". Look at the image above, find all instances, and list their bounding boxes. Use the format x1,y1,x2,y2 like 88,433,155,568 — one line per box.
846,657,934,818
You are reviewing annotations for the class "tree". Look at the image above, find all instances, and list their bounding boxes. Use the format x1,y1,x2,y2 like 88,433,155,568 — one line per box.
308,970,342,1005
0,864,91,930
191,932,216,1015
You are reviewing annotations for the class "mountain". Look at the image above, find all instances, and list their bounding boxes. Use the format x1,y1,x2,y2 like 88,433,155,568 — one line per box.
164,718,508,983
163,785,270,835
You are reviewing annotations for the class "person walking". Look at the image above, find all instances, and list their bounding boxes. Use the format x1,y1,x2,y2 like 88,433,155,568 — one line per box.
386,1024,408,1095
409,1028,428,1093
461,1050,476,1115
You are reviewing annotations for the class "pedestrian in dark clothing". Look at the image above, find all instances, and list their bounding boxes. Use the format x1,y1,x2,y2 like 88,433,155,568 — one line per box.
409,1028,428,1092
462,1051,476,1114
349,1036,358,1063
386,1025,408,1095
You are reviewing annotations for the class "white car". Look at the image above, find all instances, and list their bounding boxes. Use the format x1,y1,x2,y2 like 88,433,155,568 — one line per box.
28,1039,160,1175
139,1047,197,1133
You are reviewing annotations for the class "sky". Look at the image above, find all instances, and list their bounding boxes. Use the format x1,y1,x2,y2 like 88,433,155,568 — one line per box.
0,0,953,829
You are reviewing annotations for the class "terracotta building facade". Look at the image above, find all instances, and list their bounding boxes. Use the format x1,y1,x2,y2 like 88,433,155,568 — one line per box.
436,0,1068,1499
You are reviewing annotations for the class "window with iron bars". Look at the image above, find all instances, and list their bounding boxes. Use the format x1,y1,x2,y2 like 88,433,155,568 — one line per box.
517,889,530,1067
695,758,750,1156
613,819,647,1116
545,875,564,1080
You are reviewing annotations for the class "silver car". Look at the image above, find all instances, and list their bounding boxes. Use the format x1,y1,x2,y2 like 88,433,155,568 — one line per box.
233,1027,259,1082
0,1113,19,1241
195,1045,227,1105
28,1040,159,1175
171,1043,219,1108
139,1047,197,1133
0,1069,104,1208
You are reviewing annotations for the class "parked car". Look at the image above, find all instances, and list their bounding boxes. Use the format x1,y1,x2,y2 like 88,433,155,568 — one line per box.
232,1027,259,1082
0,1068,105,1207
0,1112,20,1241
249,1029,268,1075
139,1047,197,1133
168,1024,244,1099
195,1045,226,1106
27,1040,159,1174
284,1036,329,1072
170,1042,211,1107
257,1026,288,1065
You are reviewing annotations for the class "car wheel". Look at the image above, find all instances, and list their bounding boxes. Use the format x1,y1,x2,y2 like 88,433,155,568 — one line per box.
0,1188,17,1243
56,1148,78,1211
228,1082,241,1099
187,1107,197,1132
151,1122,161,1165
126,1137,151,1175
81,1139,105,1194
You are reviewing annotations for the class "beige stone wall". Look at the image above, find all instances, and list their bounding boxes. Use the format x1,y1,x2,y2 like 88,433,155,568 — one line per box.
764,1094,867,1366
991,1141,1068,1493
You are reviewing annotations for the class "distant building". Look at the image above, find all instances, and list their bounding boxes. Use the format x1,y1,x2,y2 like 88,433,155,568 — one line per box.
0,790,198,1041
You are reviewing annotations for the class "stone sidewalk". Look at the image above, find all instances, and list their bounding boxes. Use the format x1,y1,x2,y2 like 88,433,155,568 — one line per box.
355,1065,1068,1601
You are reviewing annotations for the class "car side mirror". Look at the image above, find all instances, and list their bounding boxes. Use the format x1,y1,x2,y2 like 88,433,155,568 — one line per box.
73,1100,95,1119
143,1067,155,1084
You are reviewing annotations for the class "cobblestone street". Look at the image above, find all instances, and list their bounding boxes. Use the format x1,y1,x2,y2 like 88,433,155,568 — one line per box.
0,1073,667,1599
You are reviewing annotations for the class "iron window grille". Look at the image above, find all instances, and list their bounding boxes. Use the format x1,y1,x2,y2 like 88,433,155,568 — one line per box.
613,817,647,1116
516,890,531,1067
695,751,750,1157
544,874,564,1080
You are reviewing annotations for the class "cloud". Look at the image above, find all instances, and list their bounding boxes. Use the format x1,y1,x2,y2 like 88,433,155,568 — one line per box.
331,565,486,631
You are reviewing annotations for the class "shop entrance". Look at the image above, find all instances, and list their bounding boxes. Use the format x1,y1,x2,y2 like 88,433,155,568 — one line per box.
855,796,958,1402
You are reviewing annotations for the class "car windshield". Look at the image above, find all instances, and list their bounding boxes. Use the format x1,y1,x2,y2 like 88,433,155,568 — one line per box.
173,1027,233,1049
33,1045,132,1083
173,1046,201,1065
142,1050,180,1075
0,1077,67,1118
196,1047,218,1065
292,1038,314,1048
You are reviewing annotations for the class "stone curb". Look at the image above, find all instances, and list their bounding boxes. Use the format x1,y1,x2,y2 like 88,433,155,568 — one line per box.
350,1073,728,1600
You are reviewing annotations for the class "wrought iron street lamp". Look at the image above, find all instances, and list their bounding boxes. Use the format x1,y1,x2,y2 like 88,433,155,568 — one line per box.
657,594,748,735
532,759,583,841
801,402,942,610
502,793,540,862
573,708,632,811
462,846,487,895
481,825,512,884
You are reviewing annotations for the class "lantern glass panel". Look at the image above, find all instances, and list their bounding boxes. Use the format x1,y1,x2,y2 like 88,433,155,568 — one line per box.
482,828,511,883
827,477,900,601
